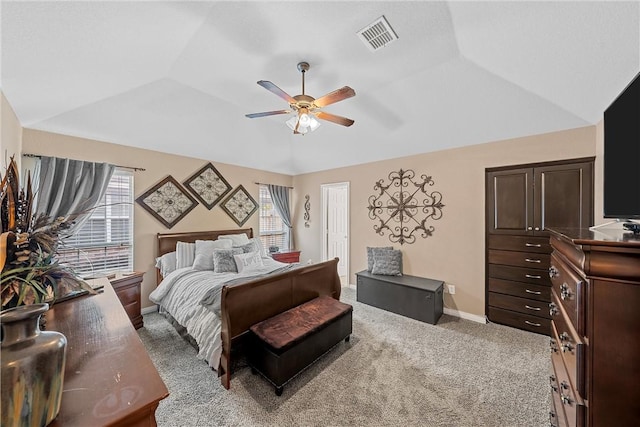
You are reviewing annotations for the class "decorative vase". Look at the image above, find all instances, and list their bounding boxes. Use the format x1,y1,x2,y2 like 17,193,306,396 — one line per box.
1,303,67,427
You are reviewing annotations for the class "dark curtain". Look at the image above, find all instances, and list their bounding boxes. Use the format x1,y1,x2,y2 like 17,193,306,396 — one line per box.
267,184,293,248
35,156,115,233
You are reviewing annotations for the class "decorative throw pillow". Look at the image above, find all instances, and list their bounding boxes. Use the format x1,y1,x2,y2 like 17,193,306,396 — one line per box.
155,251,176,277
371,248,403,276
213,248,243,273
176,242,196,269
192,239,233,271
218,233,250,246
249,237,268,258
366,246,393,272
234,251,264,273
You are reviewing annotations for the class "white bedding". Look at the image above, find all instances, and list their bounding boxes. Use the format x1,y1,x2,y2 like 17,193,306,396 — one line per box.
149,258,292,369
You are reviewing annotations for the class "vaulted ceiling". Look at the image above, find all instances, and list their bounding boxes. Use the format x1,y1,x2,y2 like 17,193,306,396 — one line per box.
2,1,638,175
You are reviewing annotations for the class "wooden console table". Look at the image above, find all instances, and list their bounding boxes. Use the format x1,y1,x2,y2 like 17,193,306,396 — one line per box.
47,282,168,427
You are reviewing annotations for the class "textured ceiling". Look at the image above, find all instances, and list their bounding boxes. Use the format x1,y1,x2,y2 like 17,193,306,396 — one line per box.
2,1,638,175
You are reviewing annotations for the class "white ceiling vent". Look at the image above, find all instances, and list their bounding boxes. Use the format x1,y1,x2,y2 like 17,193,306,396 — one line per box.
357,15,399,52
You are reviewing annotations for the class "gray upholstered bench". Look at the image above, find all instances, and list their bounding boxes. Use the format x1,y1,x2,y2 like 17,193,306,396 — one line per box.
247,295,353,396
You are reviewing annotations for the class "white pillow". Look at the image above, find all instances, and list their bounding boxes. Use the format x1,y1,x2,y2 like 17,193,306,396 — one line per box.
233,251,264,273
193,239,233,271
155,251,176,277
218,233,250,246
176,241,196,269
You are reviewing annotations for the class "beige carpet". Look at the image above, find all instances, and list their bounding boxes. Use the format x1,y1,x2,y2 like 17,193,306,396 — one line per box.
138,286,550,426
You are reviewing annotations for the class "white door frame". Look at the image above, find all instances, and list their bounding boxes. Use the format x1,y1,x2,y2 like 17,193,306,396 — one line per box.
321,182,349,281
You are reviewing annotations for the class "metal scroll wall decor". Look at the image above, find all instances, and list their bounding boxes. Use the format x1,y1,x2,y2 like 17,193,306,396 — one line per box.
367,169,444,245
304,194,311,228
136,176,198,229
183,162,232,210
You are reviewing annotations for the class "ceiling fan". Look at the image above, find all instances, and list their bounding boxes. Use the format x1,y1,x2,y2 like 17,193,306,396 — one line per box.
245,62,356,135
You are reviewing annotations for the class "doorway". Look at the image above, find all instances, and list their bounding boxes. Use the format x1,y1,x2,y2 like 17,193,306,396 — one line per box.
321,182,349,285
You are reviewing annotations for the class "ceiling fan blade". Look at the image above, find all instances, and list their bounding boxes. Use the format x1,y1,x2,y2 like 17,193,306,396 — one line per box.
313,86,356,108
245,109,291,118
257,81,296,104
316,111,355,127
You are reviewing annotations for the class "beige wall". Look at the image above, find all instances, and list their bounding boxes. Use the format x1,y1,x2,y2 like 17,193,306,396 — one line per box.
293,125,597,318
1,91,23,171
22,129,293,308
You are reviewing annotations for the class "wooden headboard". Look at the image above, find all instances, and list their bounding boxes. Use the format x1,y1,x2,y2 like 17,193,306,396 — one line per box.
156,228,254,284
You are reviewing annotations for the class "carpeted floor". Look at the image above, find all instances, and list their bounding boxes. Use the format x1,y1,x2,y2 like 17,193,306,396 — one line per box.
138,286,550,426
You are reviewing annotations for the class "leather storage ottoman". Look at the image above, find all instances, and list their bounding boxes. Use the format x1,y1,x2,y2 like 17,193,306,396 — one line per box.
248,296,352,395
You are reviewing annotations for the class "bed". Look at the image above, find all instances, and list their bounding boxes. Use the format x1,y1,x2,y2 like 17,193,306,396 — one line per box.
150,228,341,389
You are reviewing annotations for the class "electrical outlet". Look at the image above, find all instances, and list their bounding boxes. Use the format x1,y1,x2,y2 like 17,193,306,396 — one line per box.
447,284,456,295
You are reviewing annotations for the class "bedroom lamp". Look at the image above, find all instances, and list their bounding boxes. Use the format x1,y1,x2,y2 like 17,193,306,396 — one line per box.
286,109,320,135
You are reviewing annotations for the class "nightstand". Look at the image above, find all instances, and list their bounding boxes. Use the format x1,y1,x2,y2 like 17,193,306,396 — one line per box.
270,250,301,264
109,271,145,329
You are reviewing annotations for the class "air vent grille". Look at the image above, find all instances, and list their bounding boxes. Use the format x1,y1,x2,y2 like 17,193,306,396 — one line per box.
357,15,398,52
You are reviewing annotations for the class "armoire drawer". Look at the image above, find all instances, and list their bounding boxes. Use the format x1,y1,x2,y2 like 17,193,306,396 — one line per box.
488,278,550,302
549,253,585,335
488,235,551,254
489,250,551,269
488,264,551,286
488,306,550,335
488,292,551,319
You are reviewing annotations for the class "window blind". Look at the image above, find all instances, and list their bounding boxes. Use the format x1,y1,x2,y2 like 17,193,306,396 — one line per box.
57,169,134,277
259,185,289,250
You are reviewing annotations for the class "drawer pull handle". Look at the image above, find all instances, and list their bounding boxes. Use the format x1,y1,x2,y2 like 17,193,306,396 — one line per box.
526,289,542,295
525,305,541,311
560,394,573,406
549,375,558,392
560,283,572,300
525,274,542,279
549,302,558,316
560,381,570,390
562,343,574,354
549,266,559,278
525,243,542,248
525,320,541,327
549,411,558,427
525,258,541,263
549,338,558,352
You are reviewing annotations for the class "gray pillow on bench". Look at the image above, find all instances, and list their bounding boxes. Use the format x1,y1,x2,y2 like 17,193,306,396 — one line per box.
366,246,393,272
371,247,402,276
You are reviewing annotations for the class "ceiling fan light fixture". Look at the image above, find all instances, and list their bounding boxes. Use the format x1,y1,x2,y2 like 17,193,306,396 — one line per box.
285,111,320,135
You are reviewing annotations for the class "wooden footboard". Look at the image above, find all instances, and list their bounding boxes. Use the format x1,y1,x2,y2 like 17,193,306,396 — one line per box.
219,258,341,389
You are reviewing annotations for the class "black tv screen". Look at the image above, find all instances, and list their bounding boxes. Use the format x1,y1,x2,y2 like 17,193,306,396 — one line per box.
603,71,640,219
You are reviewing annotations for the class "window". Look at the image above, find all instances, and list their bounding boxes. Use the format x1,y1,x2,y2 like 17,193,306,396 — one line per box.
57,169,134,277
258,185,289,251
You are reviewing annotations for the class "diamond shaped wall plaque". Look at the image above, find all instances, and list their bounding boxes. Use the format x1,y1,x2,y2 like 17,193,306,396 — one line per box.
183,162,232,210
136,176,198,229
220,185,258,227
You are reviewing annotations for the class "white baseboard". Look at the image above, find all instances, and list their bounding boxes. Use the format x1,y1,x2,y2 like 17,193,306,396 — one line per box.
443,307,486,324
142,305,158,315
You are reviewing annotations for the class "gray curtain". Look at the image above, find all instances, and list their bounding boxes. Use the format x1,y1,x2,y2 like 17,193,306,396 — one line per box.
35,156,115,233
267,184,293,249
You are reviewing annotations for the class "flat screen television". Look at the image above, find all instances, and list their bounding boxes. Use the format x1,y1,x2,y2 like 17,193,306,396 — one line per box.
603,71,640,220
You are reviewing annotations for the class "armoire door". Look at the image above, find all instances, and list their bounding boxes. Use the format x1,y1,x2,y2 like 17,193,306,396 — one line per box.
534,161,593,234
486,168,534,235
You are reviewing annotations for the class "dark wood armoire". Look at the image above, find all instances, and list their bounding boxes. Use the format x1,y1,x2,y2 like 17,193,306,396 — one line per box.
485,157,594,335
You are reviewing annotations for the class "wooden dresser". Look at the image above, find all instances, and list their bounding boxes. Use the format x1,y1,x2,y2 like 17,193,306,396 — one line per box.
485,158,593,335
47,282,168,427
547,227,640,427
